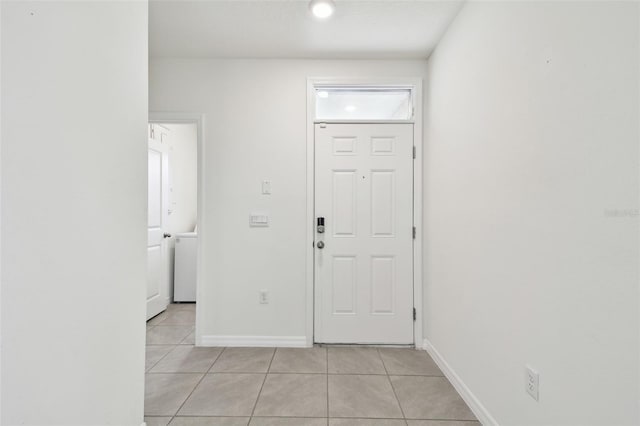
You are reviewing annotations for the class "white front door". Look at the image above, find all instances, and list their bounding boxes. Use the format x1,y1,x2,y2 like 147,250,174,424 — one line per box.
314,123,414,344
147,124,170,320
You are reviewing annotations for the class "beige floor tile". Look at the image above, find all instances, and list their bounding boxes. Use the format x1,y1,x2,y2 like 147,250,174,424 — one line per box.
148,311,169,326
210,347,275,373
250,418,327,426
270,348,327,373
328,347,386,375
254,374,327,417
379,349,443,376
161,309,196,325
406,421,481,426
144,417,172,426
147,325,195,345
178,373,265,416
170,417,250,426
181,331,196,345
328,375,402,418
144,373,203,416
150,346,223,373
330,419,406,426
146,345,176,371
167,303,196,311
390,376,476,420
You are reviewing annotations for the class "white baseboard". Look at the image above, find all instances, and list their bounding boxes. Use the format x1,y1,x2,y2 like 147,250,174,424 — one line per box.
422,339,498,426
200,335,309,348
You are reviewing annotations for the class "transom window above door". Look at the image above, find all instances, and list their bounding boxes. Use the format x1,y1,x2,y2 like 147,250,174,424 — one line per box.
315,87,413,121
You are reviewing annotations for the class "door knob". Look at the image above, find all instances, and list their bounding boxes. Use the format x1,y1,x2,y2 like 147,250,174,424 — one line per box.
163,233,172,238
316,241,325,249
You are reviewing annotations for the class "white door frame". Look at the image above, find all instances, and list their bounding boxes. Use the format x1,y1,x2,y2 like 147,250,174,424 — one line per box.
305,77,423,347
149,112,205,346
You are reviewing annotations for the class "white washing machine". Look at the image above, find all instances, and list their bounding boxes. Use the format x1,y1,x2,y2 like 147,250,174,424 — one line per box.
174,232,197,302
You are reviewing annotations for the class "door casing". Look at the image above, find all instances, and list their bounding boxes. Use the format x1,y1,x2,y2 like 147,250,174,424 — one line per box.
305,78,424,347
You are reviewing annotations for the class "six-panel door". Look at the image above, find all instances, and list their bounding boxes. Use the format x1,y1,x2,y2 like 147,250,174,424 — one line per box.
315,123,414,344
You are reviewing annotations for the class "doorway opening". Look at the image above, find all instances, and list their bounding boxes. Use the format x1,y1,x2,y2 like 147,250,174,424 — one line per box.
146,113,204,351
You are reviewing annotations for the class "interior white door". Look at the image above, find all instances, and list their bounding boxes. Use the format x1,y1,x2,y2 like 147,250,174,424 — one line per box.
147,124,170,320
314,123,414,344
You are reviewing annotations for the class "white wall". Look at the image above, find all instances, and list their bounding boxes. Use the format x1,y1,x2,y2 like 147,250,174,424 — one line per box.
150,59,427,341
1,2,148,425
424,1,639,425
166,123,198,236
0,2,3,420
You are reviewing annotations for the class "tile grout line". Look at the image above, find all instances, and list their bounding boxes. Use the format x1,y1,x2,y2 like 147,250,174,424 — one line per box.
205,346,227,374
326,347,330,426
178,327,196,345
146,344,180,373
166,345,227,424
151,414,477,422
145,370,444,377
249,347,277,419
146,324,195,346
378,348,408,423
145,323,194,370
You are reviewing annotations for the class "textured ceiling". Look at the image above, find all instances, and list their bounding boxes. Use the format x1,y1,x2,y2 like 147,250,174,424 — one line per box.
150,0,464,59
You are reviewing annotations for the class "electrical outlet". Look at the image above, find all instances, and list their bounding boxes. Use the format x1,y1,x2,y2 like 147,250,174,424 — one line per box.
525,365,539,401
259,290,269,304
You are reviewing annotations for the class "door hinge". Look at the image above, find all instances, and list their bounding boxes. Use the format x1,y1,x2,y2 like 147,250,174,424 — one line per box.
412,146,416,159
413,226,416,239
413,307,417,321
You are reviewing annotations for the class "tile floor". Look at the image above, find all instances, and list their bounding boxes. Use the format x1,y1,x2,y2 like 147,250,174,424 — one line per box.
145,304,479,426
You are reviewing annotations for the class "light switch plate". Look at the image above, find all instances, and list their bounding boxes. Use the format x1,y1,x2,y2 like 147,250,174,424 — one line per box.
262,180,271,195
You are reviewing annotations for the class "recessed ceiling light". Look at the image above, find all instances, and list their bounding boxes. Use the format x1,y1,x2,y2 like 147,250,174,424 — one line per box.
345,105,356,112
309,0,335,19
317,91,329,98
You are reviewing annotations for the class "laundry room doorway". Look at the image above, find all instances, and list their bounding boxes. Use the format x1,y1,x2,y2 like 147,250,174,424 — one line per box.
146,113,204,346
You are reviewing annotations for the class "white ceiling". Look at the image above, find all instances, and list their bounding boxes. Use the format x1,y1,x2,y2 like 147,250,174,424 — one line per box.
149,0,464,59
